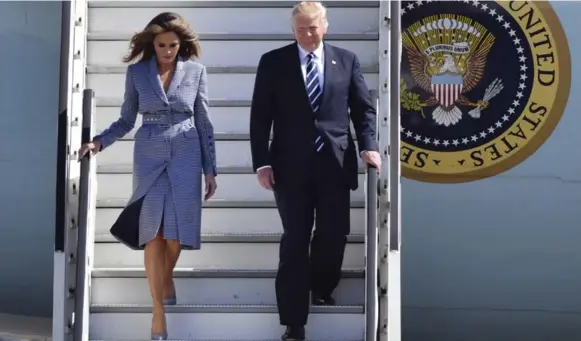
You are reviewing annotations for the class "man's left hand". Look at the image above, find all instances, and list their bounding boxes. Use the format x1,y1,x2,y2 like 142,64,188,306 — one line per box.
361,151,382,169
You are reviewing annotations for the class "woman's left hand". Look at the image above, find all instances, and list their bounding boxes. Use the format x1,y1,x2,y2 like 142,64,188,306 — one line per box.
204,175,217,201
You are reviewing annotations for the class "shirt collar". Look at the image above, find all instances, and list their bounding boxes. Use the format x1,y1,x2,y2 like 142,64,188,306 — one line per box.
297,42,324,61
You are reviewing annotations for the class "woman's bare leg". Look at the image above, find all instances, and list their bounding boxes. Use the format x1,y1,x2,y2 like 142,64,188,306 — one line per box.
163,240,181,299
145,235,167,334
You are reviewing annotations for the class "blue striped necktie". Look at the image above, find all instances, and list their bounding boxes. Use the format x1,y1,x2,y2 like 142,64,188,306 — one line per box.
306,52,324,152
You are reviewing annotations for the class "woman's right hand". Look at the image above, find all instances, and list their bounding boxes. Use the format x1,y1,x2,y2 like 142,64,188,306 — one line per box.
78,140,102,160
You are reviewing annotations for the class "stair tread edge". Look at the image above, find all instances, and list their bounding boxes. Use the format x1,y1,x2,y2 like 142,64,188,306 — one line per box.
97,200,366,209
91,267,365,278
90,303,364,314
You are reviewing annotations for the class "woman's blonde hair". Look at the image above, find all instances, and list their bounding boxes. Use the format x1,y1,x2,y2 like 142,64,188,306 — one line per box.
123,12,201,64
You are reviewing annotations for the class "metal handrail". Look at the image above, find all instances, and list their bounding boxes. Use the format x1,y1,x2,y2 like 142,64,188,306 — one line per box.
53,2,75,341
385,2,402,341
74,89,95,341
364,89,380,341
389,0,401,254
365,166,379,341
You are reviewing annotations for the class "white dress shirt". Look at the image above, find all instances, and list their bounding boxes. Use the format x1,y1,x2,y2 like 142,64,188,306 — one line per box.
297,43,325,92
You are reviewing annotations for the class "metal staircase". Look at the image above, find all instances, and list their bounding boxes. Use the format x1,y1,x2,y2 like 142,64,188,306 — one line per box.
53,1,401,340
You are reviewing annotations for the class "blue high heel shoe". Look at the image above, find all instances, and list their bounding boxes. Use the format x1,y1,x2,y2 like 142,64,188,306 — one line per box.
163,282,177,305
151,315,168,340
150,332,168,340
162,297,176,305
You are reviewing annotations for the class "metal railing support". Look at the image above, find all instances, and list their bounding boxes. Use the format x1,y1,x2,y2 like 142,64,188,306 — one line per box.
53,1,89,341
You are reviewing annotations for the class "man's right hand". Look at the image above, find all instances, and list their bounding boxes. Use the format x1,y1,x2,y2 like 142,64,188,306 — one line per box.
257,167,275,190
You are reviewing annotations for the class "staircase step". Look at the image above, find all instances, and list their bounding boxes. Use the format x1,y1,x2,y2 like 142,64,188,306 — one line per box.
98,165,367,174
93,103,375,138
87,73,378,101
96,206,366,236
96,98,251,107
87,65,379,74
92,268,363,278
93,242,365,269
88,40,378,71
91,272,364,305
96,132,362,142
88,1,378,8
97,200,366,209
95,232,365,243
88,5,377,37
96,173,369,204
95,140,367,172
90,305,364,340
88,33,378,41
92,303,363,314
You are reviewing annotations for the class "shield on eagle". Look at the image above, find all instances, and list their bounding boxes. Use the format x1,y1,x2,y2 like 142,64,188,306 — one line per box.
431,74,463,107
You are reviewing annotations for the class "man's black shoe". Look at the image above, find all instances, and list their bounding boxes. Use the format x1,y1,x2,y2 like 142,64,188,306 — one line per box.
311,293,336,306
282,325,305,341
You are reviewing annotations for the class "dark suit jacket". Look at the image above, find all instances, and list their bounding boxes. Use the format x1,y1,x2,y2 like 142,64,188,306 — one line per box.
249,42,378,190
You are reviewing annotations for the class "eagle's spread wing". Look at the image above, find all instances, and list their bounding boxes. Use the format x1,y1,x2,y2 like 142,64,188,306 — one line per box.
405,46,432,93
462,41,493,93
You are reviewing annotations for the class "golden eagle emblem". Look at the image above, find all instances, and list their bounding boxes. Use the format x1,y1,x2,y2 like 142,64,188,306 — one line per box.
401,15,504,126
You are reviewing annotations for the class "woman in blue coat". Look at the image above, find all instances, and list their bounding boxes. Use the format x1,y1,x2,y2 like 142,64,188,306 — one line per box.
78,12,217,340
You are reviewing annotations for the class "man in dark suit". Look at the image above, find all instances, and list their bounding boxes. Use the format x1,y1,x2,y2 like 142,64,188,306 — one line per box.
249,2,381,340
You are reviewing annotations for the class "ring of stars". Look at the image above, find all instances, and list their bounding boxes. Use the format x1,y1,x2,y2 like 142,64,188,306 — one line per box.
400,0,533,150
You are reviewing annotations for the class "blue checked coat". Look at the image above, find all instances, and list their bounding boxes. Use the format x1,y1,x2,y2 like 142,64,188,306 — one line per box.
95,56,216,250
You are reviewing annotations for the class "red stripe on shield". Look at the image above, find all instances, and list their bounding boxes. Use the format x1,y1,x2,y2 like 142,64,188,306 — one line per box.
431,84,462,107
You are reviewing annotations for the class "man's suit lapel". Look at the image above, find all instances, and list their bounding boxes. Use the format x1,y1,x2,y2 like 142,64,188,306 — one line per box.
320,43,336,111
289,42,312,109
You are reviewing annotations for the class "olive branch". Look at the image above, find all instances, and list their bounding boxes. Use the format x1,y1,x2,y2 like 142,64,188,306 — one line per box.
400,79,426,118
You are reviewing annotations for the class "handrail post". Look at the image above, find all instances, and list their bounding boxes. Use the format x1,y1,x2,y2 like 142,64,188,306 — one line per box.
364,89,380,341
74,89,95,341
387,1,402,340
377,1,392,340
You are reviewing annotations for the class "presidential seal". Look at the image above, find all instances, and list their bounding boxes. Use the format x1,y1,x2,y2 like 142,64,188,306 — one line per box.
400,0,571,183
